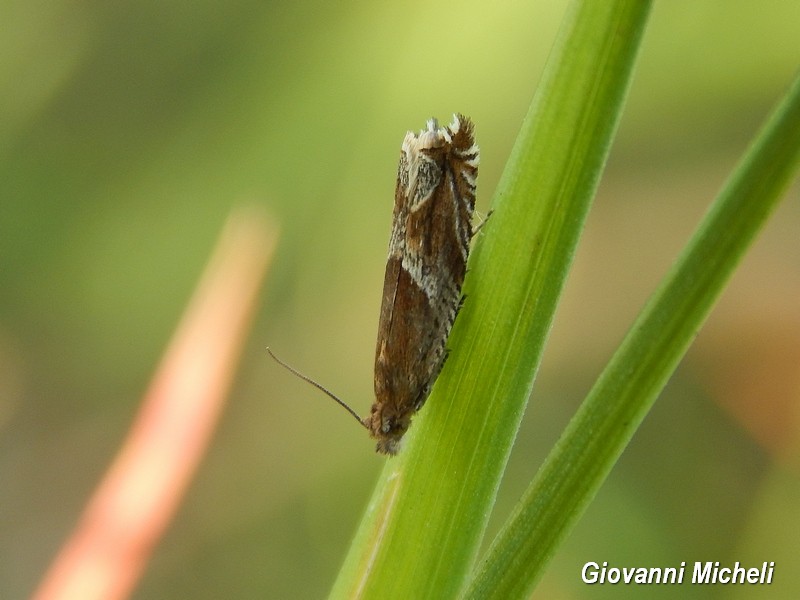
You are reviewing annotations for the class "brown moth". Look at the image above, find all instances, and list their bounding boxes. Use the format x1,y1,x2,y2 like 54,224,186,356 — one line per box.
368,113,479,453
269,114,479,454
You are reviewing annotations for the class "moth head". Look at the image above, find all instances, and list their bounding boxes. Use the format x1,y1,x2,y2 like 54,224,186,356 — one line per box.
367,403,411,455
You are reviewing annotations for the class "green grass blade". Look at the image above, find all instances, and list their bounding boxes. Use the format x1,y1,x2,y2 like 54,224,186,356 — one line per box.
328,1,652,598
463,71,800,600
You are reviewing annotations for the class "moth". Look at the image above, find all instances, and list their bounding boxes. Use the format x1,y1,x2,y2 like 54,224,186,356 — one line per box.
270,113,479,454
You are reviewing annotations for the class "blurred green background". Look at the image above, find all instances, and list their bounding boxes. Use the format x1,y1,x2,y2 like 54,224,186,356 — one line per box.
2,0,799,598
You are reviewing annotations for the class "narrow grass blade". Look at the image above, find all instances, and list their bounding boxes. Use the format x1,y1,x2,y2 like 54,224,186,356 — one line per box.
463,71,800,600
329,2,652,598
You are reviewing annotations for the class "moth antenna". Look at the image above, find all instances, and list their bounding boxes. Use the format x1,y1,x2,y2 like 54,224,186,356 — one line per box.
266,347,368,430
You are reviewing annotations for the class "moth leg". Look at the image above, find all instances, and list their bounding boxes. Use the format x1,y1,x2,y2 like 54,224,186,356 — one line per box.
439,295,465,369
471,209,494,238
440,347,451,369
455,293,466,316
